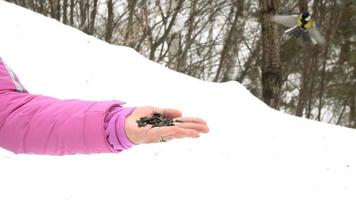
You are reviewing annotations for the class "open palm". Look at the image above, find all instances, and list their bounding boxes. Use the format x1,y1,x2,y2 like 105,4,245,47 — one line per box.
125,106,209,144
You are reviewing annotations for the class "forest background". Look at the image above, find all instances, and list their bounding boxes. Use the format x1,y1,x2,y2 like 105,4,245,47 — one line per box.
5,0,356,128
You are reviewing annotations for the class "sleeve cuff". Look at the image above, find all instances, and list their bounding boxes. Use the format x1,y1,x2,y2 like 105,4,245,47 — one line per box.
104,106,135,151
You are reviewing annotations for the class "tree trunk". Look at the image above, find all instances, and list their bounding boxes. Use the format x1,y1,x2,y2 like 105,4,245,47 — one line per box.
39,0,45,16
298,0,308,12
175,0,197,73
350,62,356,128
214,5,236,82
79,0,90,33
56,0,61,21
105,0,114,43
259,0,281,109
221,0,245,82
317,1,342,121
49,0,58,20
63,0,68,25
305,54,319,118
296,0,314,117
70,0,75,26
89,0,98,35
124,0,138,48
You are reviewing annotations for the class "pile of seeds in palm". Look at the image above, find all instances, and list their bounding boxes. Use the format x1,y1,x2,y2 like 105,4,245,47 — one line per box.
137,112,175,127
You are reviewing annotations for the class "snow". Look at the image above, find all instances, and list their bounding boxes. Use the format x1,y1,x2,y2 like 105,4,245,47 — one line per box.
0,1,355,200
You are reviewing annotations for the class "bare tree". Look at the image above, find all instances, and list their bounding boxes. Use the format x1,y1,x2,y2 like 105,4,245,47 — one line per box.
149,0,184,61
214,2,237,82
105,0,114,42
259,0,281,109
89,0,98,35
316,1,343,120
70,0,75,26
63,0,68,25
49,0,60,20
124,0,138,48
79,0,89,33
295,0,316,117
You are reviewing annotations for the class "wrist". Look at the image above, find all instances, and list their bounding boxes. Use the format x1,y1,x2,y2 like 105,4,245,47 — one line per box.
105,106,136,151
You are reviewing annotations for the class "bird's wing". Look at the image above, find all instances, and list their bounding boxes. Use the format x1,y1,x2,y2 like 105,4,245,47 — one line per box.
285,26,315,43
270,15,298,28
308,26,325,45
285,26,303,38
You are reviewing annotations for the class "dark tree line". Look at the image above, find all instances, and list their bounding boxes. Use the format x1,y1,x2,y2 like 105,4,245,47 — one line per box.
6,0,356,128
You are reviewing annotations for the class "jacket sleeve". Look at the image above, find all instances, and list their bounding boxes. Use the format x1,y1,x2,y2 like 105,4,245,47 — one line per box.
0,58,131,155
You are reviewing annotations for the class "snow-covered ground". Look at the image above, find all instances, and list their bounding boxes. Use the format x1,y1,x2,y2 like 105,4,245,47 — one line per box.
0,1,355,200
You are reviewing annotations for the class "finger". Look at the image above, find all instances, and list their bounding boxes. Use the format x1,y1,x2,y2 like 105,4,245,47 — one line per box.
147,126,199,142
174,117,207,124
175,122,209,133
162,127,202,142
162,131,200,142
172,129,200,139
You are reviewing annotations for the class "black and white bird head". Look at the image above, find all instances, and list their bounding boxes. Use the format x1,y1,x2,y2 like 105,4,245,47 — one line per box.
301,12,311,23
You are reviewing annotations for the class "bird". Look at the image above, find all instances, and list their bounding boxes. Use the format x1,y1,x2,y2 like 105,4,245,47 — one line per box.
270,12,325,45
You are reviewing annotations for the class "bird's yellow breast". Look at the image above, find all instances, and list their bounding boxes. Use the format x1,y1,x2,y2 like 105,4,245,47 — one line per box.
296,16,315,29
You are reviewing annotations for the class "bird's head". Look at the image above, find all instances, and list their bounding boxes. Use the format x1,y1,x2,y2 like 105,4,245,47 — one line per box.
301,12,311,22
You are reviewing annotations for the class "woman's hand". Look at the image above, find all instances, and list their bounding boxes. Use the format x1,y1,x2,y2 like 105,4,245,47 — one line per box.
125,106,209,144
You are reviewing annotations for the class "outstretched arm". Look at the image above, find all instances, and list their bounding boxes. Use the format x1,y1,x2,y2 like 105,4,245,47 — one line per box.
0,58,209,155
0,64,125,155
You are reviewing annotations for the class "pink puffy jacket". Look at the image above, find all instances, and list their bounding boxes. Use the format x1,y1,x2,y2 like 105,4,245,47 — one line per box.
0,58,134,155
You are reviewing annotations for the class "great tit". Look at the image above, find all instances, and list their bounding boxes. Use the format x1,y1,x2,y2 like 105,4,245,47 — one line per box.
270,12,325,45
